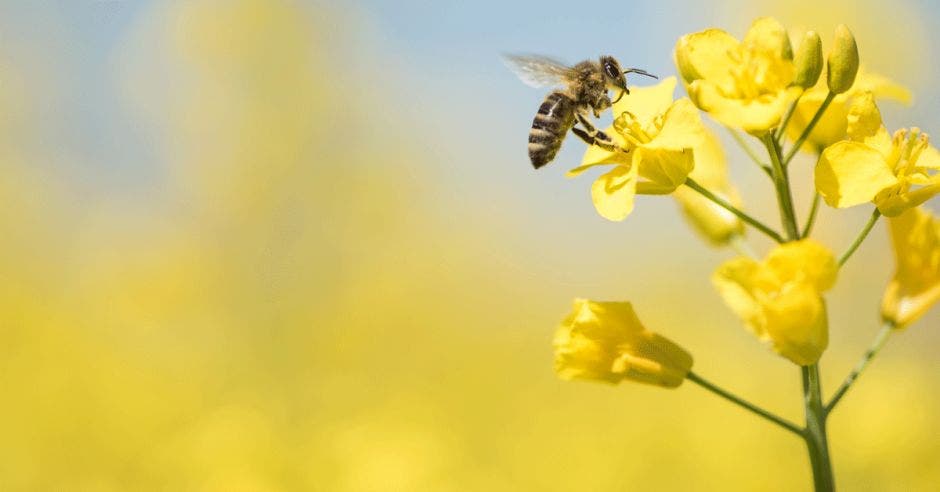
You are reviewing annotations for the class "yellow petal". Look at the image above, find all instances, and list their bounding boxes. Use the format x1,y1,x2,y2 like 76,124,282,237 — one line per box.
881,279,940,331
590,164,638,221
846,92,884,142
712,258,772,338
881,208,940,329
690,81,796,135
674,28,740,90
844,90,892,157
554,299,693,387
916,145,940,170
853,69,913,105
645,97,705,151
876,181,940,217
714,245,833,365
634,147,694,193
815,141,898,208
762,285,828,366
687,128,729,186
612,76,677,126
765,239,838,292
743,17,792,60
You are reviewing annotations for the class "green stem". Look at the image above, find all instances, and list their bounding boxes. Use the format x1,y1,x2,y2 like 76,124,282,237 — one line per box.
774,96,800,142
784,92,836,166
802,364,835,492
687,371,803,436
684,178,784,243
730,234,758,259
838,209,882,267
763,134,801,241
802,193,822,238
729,128,773,176
825,322,894,414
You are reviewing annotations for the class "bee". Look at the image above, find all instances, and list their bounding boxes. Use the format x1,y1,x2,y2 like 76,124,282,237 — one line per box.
504,54,657,169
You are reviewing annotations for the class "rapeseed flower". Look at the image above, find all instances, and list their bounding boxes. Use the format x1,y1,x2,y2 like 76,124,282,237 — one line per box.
568,76,705,221
712,240,837,365
675,17,800,135
815,93,940,216
554,299,693,387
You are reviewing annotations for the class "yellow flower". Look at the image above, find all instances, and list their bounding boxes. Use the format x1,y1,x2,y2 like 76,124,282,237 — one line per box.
553,299,693,387
712,240,837,365
567,76,705,221
815,93,940,216
785,67,912,154
675,17,800,135
881,207,940,329
671,128,745,246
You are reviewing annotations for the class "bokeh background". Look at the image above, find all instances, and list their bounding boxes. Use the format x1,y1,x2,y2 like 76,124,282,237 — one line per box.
0,0,937,490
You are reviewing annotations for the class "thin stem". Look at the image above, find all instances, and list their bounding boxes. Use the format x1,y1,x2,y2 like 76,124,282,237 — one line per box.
774,96,800,142
684,178,784,243
729,128,773,176
802,193,822,238
825,322,894,414
763,134,801,241
730,234,758,259
802,364,835,491
838,208,882,267
687,371,803,436
784,92,836,166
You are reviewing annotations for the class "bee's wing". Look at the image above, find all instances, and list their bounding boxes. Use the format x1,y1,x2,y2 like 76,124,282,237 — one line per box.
502,54,574,88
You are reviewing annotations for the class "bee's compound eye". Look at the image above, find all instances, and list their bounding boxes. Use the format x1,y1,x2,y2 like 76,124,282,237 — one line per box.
604,62,619,79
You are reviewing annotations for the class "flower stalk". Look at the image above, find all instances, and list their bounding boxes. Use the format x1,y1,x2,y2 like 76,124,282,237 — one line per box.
838,208,881,266
684,178,784,242
802,193,822,237
784,91,836,165
764,134,801,240
687,371,802,435
730,128,772,175
826,322,894,413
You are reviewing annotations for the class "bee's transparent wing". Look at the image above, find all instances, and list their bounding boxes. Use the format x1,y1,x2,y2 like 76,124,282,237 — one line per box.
502,54,573,88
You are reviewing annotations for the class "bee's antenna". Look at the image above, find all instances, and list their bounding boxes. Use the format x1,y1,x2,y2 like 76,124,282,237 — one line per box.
623,68,658,79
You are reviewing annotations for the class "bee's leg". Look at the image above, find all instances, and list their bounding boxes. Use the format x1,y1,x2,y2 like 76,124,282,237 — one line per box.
574,113,625,153
571,126,601,146
592,95,612,118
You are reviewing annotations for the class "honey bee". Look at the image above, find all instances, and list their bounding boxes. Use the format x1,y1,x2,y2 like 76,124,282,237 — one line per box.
504,54,656,169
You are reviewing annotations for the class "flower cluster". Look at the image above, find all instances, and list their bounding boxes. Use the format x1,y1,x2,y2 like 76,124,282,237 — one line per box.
537,16,940,490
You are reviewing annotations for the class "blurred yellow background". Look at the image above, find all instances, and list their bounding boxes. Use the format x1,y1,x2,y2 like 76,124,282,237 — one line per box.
0,0,936,490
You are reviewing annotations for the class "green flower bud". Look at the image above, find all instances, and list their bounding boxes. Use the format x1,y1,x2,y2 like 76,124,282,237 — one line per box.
827,24,859,94
793,31,823,89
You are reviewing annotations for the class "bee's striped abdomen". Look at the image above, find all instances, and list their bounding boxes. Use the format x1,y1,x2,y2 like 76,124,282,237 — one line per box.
528,91,576,169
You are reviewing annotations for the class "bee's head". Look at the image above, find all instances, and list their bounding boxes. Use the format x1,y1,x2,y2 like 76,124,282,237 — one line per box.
599,56,628,97
600,56,659,104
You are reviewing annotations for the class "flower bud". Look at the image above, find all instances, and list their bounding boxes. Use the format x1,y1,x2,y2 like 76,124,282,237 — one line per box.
827,24,860,94
793,31,823,89
553,299,693,387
